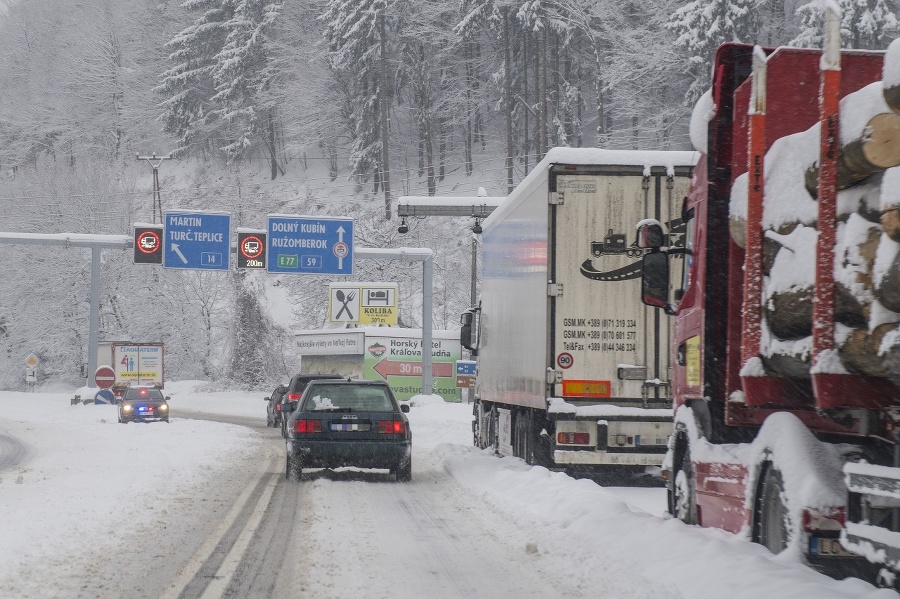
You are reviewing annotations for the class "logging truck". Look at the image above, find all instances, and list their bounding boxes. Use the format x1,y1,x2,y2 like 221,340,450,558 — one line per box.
636,12,900,586
461,147,697,477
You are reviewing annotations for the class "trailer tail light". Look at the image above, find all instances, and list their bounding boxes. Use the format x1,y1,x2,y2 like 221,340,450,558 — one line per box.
557,432,590,445
287,393,302,401
802,507,845,532
377,420,405,434
293,419,322,434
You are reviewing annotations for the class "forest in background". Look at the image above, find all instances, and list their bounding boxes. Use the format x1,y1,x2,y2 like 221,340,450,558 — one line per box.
0,0,896,390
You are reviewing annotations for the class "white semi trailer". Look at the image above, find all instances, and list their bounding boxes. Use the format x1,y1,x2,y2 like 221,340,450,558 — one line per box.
461,148,697,475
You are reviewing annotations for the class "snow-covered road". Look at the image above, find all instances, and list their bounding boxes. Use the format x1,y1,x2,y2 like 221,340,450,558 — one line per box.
0,382,894,598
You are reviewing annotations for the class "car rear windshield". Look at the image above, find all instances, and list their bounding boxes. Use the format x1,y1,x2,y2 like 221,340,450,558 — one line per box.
303,385,394,412
124,388,164,401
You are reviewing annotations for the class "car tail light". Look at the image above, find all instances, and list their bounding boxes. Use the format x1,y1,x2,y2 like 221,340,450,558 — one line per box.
377,420,405,434
294,419,322,434
557,432,590,445
276,404,282,412
802,507,845,532
288,393,302,401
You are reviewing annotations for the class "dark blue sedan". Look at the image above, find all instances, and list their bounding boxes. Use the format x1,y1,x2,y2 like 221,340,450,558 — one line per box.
285,379,411,481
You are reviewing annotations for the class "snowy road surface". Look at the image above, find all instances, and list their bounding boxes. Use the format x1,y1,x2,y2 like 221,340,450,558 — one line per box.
0,382,895,599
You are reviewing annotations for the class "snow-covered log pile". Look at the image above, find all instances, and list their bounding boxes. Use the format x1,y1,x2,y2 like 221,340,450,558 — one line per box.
727,40,900,383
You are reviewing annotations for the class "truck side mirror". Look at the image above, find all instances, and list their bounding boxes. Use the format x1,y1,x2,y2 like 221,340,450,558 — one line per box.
641,251,675,315
636,220,666,249
460,310,475,350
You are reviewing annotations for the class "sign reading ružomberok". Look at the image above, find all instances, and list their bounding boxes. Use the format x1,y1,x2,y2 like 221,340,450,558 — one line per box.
266,215,353,275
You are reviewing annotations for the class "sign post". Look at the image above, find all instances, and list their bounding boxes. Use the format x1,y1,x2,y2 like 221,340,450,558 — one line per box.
266,215,354,275
163,210,232,271
23,353,38,389
455,360,476,388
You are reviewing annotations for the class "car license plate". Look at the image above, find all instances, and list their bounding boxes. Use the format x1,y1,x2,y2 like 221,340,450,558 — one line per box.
330,423,370,432
809,537,855,557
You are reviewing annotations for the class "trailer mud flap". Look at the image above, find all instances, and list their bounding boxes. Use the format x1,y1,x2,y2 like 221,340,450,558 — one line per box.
498,408,513,455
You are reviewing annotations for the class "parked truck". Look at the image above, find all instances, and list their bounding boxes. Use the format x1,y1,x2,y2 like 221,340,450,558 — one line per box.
635,16,900,586
96,341,165,397
461,148,698,477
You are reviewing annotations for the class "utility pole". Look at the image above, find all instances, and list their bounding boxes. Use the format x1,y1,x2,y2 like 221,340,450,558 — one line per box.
136,153,171,223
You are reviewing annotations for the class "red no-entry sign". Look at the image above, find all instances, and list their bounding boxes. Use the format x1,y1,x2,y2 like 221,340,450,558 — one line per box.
94,366,116,389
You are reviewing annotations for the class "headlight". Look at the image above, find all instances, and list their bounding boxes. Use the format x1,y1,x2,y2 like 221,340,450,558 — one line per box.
159,404,168,411
123,404,133,412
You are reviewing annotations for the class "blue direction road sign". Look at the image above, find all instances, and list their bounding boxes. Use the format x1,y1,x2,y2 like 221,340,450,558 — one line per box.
163,211,231,271
267,215,354,275
456,360,477,376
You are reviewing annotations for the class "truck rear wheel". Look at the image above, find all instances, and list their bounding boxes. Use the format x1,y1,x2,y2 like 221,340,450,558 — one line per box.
672,442,698,525
756,462,789,554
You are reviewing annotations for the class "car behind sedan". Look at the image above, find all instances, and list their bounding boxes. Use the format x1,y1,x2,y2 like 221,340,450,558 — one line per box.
265,384,288,428
118,386,170,423
285,379,411,481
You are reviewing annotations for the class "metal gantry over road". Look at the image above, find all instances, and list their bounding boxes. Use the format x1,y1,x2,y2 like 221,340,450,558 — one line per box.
0,220,436,394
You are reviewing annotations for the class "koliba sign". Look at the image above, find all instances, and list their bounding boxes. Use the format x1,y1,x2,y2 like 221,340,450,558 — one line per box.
328,282,399,325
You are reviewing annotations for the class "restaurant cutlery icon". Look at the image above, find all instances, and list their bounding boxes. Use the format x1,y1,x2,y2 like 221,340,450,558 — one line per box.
335,289,356,320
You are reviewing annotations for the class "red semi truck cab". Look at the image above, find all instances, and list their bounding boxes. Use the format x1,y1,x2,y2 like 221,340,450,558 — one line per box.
640,39,900,585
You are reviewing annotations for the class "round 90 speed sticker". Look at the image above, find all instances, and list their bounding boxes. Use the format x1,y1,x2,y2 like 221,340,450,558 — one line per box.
557,352,574,369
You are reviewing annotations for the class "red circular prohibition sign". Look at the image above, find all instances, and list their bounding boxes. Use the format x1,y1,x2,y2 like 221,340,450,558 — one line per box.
136,231,161,254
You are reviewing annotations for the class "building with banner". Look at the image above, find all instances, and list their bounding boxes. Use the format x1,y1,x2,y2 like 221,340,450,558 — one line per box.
294,327,461,402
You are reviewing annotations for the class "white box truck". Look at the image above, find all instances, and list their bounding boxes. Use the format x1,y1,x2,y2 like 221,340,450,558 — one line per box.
461,148,697,476
96,341,165,395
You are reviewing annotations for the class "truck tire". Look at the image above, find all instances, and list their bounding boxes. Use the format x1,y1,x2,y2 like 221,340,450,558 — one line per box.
672,441,698,525
756,462,789,554
473,400,485,448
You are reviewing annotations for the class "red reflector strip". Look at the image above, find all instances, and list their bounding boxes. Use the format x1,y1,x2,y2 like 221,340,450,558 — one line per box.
294,419,323,433
377,420,405,434
557,432,590,445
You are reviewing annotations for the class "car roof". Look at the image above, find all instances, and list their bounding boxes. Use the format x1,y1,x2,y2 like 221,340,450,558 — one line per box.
306,379,388,387
291,373,344,381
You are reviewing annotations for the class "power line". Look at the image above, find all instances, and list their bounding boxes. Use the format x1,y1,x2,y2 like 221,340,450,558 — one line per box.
0,151,548,204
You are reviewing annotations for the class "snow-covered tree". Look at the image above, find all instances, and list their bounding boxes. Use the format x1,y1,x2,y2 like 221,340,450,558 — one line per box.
210,0,284,178
158,0,236,158
667,0,762,105
320,0,395,217
791,0,898,49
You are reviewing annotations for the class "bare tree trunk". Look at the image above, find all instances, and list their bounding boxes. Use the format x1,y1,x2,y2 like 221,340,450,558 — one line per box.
594,38,608,147
540,27,548,159
379,11,392,219
523,31,530,175
503,10,514,193
464,43,474,177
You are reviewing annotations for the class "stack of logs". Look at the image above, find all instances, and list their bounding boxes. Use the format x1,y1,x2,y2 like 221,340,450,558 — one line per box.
731,70,900,382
